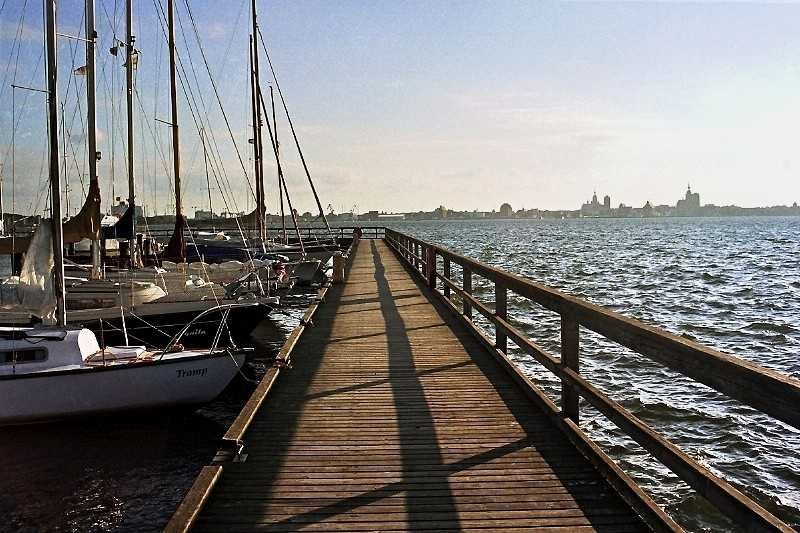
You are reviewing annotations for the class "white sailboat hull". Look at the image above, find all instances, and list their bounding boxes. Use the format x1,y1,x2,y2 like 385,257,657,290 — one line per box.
0,350,245,425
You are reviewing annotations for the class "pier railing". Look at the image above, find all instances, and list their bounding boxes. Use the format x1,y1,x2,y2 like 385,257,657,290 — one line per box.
385,228,799,532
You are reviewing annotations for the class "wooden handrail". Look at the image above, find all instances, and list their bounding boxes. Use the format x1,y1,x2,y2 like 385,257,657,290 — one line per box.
385,228,800,429
384,228,797,532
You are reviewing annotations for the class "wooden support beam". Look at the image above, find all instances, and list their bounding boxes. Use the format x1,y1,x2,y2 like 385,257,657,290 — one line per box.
561,313,580,423
443,256,451,300
426,246,436,289
463,265,472,319
495,281,507,353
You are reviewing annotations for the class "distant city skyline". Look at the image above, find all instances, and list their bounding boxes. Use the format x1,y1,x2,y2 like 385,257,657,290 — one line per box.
362,184,797,217
1,1,800,216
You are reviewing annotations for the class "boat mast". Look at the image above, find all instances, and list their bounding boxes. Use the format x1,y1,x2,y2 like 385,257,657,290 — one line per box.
125,0,137,266
166,0,185,260
0,163,4,236
201,128,213,227
248,36,260,237
251,0,265,245
45,0,67,326
271,86,286,244
86,0,101,278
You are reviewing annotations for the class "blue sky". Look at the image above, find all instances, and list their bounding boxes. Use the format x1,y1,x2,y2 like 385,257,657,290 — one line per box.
1,0,799,216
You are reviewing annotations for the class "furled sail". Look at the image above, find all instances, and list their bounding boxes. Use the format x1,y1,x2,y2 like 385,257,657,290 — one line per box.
163,215,186,261
63,179,102,243
237,206,264,228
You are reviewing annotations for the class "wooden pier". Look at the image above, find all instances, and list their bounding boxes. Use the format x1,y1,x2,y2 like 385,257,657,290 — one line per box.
168,230,799,532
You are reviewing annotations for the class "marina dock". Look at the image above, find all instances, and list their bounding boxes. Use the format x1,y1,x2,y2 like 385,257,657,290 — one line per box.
167,229,799,532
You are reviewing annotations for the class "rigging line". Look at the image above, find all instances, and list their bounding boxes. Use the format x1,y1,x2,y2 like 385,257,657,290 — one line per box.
64,34,90,168
97,44,116,204
153,29,163,215
0,0,30,109
178,0,246,178
256,27,333,238
179,0,257,205
258,87,305,254
98,0,122,45
150,0,232,194
0,1,35,171
149,0,254,251
173,4,218,186
172,0,252,219
132,87,174,190
0,47,44,174
61,20,89,199
176,0,257,235
29,135,49,217
60,7,86,108
158,0,253,236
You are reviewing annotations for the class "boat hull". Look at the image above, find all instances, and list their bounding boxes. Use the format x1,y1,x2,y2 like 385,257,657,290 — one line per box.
0,301,272,349
75,303,271,349
0,350,246,425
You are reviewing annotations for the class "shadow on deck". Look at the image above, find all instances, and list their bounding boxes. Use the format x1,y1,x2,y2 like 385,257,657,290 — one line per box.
190,240,647,532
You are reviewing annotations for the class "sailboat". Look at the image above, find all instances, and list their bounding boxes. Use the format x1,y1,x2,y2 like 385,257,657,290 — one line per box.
5,0,282,345
0,0,251,426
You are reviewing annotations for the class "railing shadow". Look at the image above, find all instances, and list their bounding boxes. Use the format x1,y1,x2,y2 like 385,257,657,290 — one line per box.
384,238,650,531
196,238,640,531
370,238,461,530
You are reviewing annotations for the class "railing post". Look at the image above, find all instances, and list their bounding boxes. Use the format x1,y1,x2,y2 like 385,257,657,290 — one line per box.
561,312,580,423
463,266,472,319
495,281,507,352
426,246,436,289
443,257,451,300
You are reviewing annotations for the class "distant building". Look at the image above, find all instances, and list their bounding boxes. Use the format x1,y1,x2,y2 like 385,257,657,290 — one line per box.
434,206,449,219
617,203,633,217
194,209,213,220
378,213,405,220
499,203,513,217
581,191,612,217
675,185,701,215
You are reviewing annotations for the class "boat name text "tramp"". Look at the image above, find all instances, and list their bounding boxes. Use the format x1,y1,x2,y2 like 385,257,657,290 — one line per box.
176,368,208,378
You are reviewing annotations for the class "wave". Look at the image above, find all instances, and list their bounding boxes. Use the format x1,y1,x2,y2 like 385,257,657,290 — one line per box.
707,299,736,310
743,321,796,334
701,272,726,285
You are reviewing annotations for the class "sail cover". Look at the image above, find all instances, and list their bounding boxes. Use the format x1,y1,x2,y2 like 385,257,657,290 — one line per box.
0,179,101,254
63,179,102,243
102,202,134,240
0,222,56,320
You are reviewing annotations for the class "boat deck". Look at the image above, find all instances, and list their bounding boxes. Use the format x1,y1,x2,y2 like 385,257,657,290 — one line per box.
183,240,649,532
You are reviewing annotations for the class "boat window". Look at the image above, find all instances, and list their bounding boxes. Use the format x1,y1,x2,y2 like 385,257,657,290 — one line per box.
0,349,48,365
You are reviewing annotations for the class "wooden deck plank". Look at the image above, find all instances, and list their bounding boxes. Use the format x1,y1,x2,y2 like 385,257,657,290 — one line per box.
191,240,650,532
